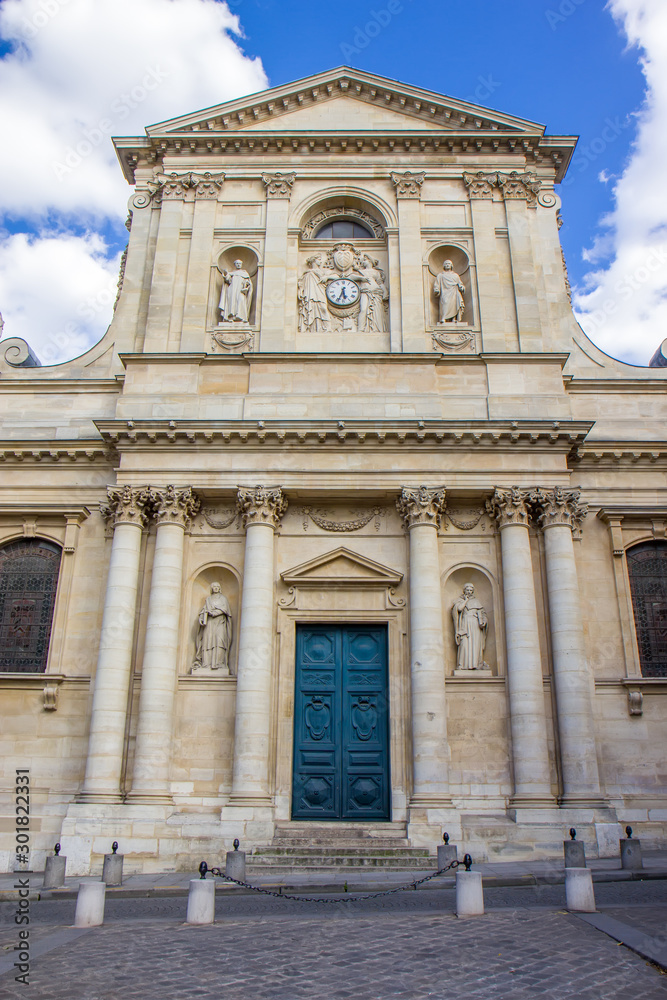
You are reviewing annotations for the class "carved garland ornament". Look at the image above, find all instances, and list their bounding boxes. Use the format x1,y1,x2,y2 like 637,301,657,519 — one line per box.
299,506,386,532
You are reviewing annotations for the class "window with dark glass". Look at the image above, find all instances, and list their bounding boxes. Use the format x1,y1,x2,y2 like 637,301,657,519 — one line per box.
0,539,62,673
627,540,667,678
314,220,374,239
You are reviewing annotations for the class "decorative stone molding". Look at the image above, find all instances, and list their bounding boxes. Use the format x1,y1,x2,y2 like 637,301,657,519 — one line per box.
496,171,541,208
445,505,486,531
237,486,288,531
130,184,159,210
100,486,152,529
299,506,385,532
191,171,225,199
463,171,497,199
43,684,58,711
302,207,383,239
627,689,643,716
201,505,239,530
261,171,296,199
432,330,476,353
529,487,588,531
390,170,425,199
396,486,447,529
211,329,254,353
155,171,194,200
486,487,531,528
148,485,200,527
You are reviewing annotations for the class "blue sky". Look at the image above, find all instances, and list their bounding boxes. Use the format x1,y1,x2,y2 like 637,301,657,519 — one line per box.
0,0,664,365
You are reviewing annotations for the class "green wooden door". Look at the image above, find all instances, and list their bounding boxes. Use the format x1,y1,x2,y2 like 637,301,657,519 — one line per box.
292,624,390,820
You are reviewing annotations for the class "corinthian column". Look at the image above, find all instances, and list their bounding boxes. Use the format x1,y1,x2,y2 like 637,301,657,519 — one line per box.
128,486,200,803
396,486,451,805
487,488,554,810
79,487,151,802
230,486,287,804
530,488,604,806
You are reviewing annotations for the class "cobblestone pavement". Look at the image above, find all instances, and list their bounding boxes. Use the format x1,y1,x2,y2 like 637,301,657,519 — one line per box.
0,882,666,999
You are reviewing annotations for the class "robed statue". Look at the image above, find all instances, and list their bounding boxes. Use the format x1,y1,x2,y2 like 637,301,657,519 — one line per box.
191,583,233,674
451,583,488,671
219,259,253,323
434,260,465,323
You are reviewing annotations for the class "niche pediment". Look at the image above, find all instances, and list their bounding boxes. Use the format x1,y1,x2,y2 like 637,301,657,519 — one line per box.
281,546,403,588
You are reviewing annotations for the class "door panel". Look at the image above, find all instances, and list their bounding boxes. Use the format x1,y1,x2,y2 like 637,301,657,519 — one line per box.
292,624,389,821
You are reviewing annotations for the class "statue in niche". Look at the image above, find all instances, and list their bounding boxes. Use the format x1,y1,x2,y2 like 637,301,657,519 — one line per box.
451,583,488,671
298,253,333,332
357,255,388,333
219,260,253,323
191,583,233,674
434,260,465,324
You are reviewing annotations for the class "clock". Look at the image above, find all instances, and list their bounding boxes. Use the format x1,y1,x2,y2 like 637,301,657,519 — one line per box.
326,278,359,306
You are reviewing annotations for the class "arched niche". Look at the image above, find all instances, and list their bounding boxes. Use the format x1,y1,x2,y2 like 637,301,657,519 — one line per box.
425,243,474,330
184,564,240,676
210,244,260,330
442,565,498,677
295,189,394,237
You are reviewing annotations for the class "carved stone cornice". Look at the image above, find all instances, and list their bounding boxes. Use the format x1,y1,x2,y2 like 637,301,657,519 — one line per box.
262,171,296,199
100,486,152,528
390,170,425,199
396,486,446,529
497,170,541,207
148,485,201,527
237,486,288,531
486,487,531,528
529,487,588,531
191,171,225,199
463,171,497,199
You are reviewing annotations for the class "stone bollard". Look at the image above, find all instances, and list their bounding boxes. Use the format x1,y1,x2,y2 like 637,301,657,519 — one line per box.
102,842,123,887
225,839,246,881
564,828,586,869
456,855,484,917
43,843,67,888
565,867,596,912
186,876,215,925
437,832,458,869
74,881,106,927
620,827,643,870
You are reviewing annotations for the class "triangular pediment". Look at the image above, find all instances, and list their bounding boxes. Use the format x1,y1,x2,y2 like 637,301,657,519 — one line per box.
281,546,403,587
146,67,544,137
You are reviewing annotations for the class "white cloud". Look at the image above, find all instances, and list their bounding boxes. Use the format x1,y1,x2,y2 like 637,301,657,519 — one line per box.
0,0,267,361
573,0,667,366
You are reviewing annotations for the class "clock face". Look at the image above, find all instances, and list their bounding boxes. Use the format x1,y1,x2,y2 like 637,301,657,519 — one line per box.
326,278,359,306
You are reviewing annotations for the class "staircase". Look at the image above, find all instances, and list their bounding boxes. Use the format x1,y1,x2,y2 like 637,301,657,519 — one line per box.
248,822,434,873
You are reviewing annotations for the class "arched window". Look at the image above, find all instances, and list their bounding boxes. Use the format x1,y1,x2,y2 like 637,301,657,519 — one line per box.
314,219,374,239
627,540,667,677
0,539,62,673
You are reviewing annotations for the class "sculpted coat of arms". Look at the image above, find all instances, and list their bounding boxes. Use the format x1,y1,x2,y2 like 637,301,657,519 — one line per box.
298,242,388,334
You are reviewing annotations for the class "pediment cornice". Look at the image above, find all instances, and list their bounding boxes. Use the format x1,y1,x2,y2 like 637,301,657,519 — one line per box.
281,545,403,588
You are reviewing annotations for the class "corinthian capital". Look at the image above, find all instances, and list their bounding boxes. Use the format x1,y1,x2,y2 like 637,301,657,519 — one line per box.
155,171,194,200
486,487,531,528
529,487,588,531
390,170,425,199
463,171,497,199
148,486,200,527
190,171,225,200
261,171,296,199
100,486,152,528
237,486,288,530
497,171,541,207
396,486,446,529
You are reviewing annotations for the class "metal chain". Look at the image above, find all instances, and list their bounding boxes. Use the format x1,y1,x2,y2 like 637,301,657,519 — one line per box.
204,860,461,904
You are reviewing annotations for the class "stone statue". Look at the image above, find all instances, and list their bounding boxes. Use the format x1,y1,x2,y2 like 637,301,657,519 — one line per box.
357,255,387,332
192,583,233,673
219,260,253,323
298,254,332,332
451,583,488,671
434,260,465,324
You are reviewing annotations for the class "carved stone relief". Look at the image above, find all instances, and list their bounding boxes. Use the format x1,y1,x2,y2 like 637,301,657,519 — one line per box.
298,242,388,334
425,245,472,333
262,171,296,198
212,246,259,348
302,207,384,239
191,582,233,675
390,170,425,199
452,584,489,671
299,506,386,532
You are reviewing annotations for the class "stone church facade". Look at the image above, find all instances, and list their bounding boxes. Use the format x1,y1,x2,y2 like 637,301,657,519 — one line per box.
1,68,666,875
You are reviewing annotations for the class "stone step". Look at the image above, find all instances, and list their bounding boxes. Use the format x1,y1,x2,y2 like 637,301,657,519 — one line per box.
255,846,430,858
248,855,435,870
270,837,412,849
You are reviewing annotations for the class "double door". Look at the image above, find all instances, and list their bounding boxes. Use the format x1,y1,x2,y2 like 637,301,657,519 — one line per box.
292,624,390,820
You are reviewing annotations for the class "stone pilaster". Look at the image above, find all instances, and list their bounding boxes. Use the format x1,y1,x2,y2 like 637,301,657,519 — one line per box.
487,488,555,811
128,486,200,803
259,173,295,351
396,487,451,806
229,487,287,804
530,488,605,807
79,487,151,802
498,172,543,352
463,171,508,351
391,171,426,351
181,173,225,352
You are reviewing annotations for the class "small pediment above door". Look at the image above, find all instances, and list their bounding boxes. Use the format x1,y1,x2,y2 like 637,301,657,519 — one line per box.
281,546,403,588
